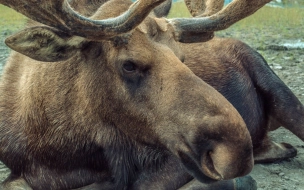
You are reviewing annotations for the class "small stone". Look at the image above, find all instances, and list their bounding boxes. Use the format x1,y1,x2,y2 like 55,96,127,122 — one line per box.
279,172,285,176
283,56,292,60
273,65,283,70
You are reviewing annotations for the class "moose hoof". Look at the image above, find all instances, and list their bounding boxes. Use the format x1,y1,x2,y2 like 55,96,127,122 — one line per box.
234,175,257,190
254,141,297,163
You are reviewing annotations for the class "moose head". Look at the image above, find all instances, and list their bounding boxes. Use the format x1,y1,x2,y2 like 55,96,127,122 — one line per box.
0,0,271,189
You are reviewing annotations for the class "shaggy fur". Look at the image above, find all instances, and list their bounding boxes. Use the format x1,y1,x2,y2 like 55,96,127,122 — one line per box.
1,0,303,190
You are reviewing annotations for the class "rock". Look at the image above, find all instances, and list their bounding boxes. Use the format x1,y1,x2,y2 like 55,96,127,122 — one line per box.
267,45,288,51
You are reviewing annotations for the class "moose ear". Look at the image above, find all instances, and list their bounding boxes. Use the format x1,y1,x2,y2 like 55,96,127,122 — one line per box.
5,26,85,62
154,18,168,32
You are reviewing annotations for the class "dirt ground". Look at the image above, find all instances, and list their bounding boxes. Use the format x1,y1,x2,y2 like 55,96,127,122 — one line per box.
0,26,304,189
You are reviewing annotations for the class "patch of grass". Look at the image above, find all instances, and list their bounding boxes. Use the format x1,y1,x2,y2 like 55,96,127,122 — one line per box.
227,6,304,33
0,5,27,35
169,2,191,18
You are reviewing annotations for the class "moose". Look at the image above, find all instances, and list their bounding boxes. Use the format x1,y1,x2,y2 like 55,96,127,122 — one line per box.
1,0,303,189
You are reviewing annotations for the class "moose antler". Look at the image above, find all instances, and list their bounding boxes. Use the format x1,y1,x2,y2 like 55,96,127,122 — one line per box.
0,0,166,39
170,0,272,42
184,0,224,17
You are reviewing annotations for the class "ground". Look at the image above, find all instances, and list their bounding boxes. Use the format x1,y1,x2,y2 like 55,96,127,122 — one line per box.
0,23,304,190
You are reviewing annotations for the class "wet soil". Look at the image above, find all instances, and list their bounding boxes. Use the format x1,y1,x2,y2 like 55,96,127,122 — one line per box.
0,26,304,189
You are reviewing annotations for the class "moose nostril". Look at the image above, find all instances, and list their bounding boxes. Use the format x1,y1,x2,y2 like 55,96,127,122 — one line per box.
203,143,254,180
201,150,223,180
205,151,213,169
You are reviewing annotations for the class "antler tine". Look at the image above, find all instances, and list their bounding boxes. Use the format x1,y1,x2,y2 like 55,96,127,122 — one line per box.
184,0,224,17
0,0,166,39
169,0,271,43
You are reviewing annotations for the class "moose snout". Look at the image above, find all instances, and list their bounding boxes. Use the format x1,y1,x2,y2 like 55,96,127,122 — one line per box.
178,139,254,183
201,143,254,180
174,113,254,183
159,69,254,183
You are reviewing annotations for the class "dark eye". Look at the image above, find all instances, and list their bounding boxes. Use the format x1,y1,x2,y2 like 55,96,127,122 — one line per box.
123,61,137,73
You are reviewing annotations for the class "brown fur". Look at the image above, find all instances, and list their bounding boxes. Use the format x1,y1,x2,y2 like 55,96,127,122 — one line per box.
2,0,300,189
0,0,257,190
138,35,304,190
182,38,304,160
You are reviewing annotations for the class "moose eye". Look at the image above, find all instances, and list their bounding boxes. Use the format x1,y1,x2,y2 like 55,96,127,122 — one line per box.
123,61,137,73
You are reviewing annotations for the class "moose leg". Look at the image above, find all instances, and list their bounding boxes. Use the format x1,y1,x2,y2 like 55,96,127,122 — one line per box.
253,135,297,163
264,83,304,142
246,51,304,142
253,116,297,163
0,174,32,190
243,49,304,162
